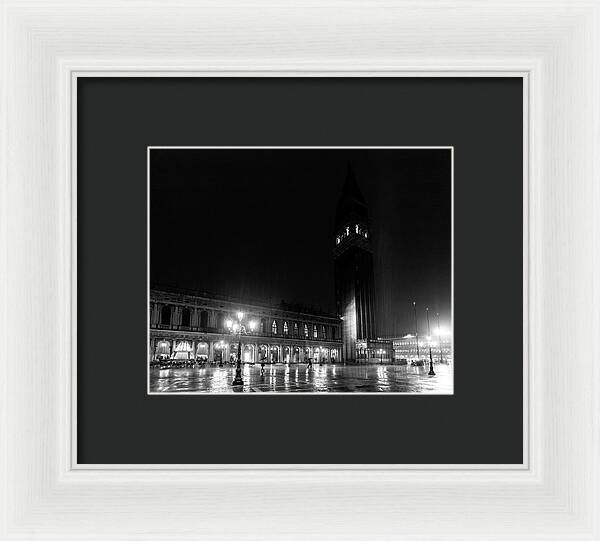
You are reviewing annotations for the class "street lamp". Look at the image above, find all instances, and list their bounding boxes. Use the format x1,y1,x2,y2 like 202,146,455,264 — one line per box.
436,312,444,363
412,301,420,363
226,311,258,387
426,307,435,376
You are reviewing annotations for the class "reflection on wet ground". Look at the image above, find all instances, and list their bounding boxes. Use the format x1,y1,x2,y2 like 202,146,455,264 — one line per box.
150,362,453,394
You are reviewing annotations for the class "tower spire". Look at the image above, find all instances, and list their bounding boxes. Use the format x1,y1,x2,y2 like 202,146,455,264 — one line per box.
335,163,368,231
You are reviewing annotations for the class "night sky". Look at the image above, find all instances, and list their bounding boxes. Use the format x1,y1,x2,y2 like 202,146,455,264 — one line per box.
150,148,451,336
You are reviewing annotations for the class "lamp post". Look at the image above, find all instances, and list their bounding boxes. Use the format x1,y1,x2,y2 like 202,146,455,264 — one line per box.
225,311,257,387
437,312,444,363
426,307,435,376
412,301,420,363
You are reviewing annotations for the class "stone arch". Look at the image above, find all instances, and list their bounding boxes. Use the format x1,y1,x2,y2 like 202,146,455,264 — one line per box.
243,344,255,364
155,340,171,359
269,345,280,363
173,340,192,360
196,341,209,360
214,340,226,365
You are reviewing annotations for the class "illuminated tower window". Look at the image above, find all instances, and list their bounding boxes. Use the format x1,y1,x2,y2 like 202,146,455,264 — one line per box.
283,321,289,335
293,322,299,336
271,320,278,334
355,224,359,234
304,323,309,337
313,325,318,338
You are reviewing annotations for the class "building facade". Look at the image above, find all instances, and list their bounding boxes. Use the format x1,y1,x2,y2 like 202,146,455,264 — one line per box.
333,167,380,362
149,288,342,365
390,334,453,363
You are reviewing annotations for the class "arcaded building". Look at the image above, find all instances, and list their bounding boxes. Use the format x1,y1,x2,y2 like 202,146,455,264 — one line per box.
149,288,342,364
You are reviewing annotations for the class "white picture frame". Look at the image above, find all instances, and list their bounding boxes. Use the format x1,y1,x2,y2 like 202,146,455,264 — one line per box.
1,1,599,539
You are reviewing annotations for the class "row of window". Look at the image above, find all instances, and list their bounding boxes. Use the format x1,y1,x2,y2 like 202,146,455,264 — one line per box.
336,223,369,245
271,319,329,339
154,304,337,339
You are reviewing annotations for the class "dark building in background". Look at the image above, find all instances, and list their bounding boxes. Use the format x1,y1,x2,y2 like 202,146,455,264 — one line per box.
333,167,381,362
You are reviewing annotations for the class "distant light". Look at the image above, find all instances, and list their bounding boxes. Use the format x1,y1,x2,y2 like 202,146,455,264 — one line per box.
233,323,240,332
435,327,451,337
249,320,257,331
225,319,233,329
237,311,244,321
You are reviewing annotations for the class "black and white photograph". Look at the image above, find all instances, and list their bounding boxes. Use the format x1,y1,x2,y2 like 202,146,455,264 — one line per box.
148,147,452,394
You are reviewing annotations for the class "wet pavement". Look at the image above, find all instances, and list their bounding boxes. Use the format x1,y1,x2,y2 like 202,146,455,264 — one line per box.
149,362,453,394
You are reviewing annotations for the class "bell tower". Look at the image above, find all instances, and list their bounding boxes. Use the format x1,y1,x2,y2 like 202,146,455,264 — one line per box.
333,166,377,363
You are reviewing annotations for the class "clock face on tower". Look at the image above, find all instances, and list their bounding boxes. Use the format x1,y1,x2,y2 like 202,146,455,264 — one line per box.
334,166,377,363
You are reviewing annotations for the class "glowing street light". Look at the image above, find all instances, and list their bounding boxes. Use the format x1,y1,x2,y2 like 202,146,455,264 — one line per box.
226,311,258,387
